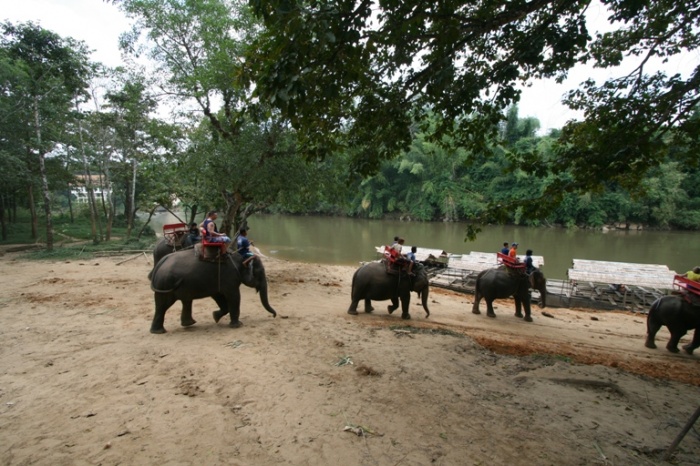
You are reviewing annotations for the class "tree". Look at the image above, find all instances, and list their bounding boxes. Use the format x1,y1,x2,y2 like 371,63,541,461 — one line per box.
1,21,91,250
104,74,159,238
246,0,700,214
115,0,347,232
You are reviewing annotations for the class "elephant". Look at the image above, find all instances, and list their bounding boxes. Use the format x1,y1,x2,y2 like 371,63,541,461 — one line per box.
151,235,197,272
472,267,547,322
149,248,277,334
645,295,700,354
347,260,430,320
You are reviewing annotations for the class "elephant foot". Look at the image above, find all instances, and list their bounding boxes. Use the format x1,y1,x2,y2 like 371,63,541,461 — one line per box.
524,316,533,323
401,313,411,320
181,318,197,327
364,306,374,313
347,309,359,315
229,320,243,328
666,345,680,353
213,310,227,323
472,309,481,315
150,327,166,334
644,340,657,349
682,344,695,355
515,312,524,318
388,305,398,314
486,312,496,318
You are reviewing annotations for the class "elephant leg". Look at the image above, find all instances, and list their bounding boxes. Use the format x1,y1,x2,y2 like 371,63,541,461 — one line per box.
150,293,177,334
486,299,496,318
522,299,533,323
514,297,524,318
180,299,197,327
227,288,243,328
682,328,700,355
472,294,481,315
645,318,662,349
399,290,411,320
347,298,360,315
364,298,374,313
387,296,399,314
212,295,228,323
666,327,687,353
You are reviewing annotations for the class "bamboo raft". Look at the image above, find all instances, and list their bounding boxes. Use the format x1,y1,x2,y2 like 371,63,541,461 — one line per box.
376,246,679,313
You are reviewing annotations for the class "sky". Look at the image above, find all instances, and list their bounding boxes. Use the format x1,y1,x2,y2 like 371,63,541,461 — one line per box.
2,0,696,134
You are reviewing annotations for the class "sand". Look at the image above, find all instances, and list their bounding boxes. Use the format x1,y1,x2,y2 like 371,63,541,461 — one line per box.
1,250,699,465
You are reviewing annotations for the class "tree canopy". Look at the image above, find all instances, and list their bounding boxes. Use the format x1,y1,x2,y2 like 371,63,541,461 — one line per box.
246,0,700,203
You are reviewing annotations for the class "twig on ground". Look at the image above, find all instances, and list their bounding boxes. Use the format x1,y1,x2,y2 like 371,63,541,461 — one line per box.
116,253,142,266
334,356,353,366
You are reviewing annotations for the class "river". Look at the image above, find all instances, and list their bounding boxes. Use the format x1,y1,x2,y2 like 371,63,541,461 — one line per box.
147,212,700,280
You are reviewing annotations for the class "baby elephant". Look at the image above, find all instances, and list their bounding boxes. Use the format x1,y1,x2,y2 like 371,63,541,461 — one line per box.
645,296,700,354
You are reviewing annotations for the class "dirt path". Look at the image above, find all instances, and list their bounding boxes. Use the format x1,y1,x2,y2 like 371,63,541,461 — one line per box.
0,252,698,465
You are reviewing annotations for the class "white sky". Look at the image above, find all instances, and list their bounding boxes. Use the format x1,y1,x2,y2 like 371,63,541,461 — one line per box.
3,0,697,134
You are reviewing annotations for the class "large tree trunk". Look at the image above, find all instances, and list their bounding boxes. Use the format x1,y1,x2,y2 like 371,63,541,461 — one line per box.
0,194,6,241
100,164,113,242
125,159,137,239
34,97,53,251
28,183,38,240
76,102,99,244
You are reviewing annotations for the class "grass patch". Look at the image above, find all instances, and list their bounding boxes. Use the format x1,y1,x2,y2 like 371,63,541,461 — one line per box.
3,210,157,260
388,325,465,339
21,238,157,261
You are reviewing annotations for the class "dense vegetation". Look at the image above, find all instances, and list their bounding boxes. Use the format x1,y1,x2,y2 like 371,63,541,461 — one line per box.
278,106,700,230
1,0,699,249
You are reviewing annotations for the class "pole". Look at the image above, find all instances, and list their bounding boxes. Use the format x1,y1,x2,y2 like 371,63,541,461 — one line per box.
663,405,700,461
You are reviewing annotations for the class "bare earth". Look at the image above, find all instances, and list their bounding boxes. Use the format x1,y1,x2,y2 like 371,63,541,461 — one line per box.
1,251,699,466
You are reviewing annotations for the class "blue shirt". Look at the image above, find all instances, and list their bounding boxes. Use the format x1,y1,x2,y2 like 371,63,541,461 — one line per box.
406,251,416,262
501,247,510,255
525,255,535,273
237,235,251,255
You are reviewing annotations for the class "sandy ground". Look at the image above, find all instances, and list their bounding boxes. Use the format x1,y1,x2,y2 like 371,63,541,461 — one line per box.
1,250,699,466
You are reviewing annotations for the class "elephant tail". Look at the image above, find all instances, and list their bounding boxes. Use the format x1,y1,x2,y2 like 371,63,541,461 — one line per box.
150,278,184,294
647,297,663,329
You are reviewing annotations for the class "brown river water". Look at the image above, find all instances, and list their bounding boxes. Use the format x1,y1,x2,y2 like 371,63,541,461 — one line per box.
148,212,699,280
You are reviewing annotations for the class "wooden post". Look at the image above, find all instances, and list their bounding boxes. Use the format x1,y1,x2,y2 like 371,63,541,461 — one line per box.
663,405,700,461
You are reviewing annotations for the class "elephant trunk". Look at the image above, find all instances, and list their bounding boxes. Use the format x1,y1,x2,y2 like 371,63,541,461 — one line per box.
258,279,277,317
420,286,430,318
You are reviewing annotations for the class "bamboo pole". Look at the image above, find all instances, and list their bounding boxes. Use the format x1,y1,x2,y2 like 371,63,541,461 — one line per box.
663,405,700,461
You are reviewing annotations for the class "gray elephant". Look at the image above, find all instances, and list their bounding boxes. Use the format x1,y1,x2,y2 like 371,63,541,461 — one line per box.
472,267,547,322
149,248,277,334
153,235,195,263
347,261,430,320
645,296,700,354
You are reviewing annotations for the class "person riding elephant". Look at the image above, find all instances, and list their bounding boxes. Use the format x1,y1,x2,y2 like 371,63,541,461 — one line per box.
347,260,430,320
149,248,277,334
472,267,547,322
645,295,700,354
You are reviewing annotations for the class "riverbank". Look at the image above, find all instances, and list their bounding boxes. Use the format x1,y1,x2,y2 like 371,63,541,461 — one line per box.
1,252,698,464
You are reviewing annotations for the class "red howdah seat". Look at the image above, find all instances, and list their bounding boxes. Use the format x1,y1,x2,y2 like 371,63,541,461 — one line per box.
673,274,700,297
497,252,525,270
163,223,188,245
383,245,402,265
200,227,227,255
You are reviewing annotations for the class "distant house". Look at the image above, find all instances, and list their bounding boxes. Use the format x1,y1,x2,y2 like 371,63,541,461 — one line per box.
70,174,111,203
